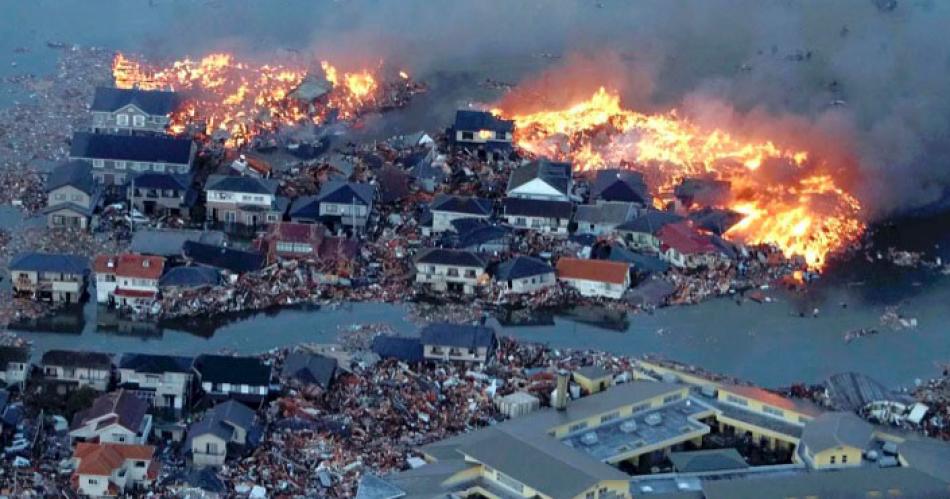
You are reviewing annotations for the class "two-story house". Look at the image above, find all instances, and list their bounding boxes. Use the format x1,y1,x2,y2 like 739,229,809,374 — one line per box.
204,174,285,228
43,160,99,230
556,257,631,300
451,110,514,161
574,201,638,236
117,353,194,414
502,197,573,236
194,355,272,405
128,172,194,220
290,181,376,232
186,400,259,468
71,442,158,498
70,389,152,444
40,350,112,392
414,248,487,295
657,221,730,269
90,86,178,135
590,169,651,205
429,195,493,233
420,323,497,364
0,346,30,388
70,132,196,186
94,253,166,309
616,210,684,253
9,252,89,304
506,159,573,202
493,256,556,295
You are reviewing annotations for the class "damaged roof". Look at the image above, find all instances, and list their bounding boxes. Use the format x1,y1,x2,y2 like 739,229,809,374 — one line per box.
159,266,222,288
131,229,226,257
91,86,178,115
371,336,424,364
453,110,513,133
420,323,496,350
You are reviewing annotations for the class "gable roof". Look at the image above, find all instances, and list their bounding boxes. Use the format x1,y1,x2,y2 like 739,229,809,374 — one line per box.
800,411,874,453
9,252,88,275
507,159,572,195
453,110,513,133
70,132,193,165
194,354,271,386
591,169,649,204
503,197,573,218
556,257,629,285
616,210,683,235
430,194,492,216
118,353,193,374
209,399,257,430
73,442,155,476
73,389,148,434
94,253,165,280
158,266,222,288
494,256,554,281
415,248,486,268
574,201,636,226
371,336,424,364
457,224,510,250
185,417,234,448
317,181,375,206
91,86,178,115
205,174,277,195
182,241,265,274
41,350,111,369
46,160,94,194
419,323,496,350
288,195,320,219
281,352,337,388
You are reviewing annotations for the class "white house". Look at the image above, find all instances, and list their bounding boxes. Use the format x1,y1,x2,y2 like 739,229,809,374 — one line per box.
502,197,573,236
493,256,556,295
556,257,630,300
429,195,493,233
290,181,376,231
72,442,158,498
117,353,194,414
94,253,166,308
40,350,112,392
0,346,30,388
205,174,284,228
506,159,572,202
186,400,258,468
414,249,488,295
70,389,153,445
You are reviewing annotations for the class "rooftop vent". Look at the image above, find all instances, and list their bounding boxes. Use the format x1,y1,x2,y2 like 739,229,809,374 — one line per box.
581,432,599,446
645,413,663,426
620,420,638,434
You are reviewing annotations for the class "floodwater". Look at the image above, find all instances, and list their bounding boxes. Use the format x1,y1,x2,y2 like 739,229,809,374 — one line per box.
3,1,950,390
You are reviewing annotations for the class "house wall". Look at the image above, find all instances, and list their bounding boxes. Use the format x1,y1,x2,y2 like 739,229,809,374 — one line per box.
716,388,815,427
574,374,613,395
559,277,628,300
191,433,228,467
504,214,570,235
86,157,193,185
806,445,863,469
119,369,192,410
43,365,110,391
319,202,370,227
414,263,485,295
95,424,138,444
206,196,280,226
200,381,268,402
91,105,170,135
502,272,556,294
12,270,85,303
47,207,90,230
130,188,186,216
454,129,512,145
49,185,91,208
423,344,490,363
622,231,660,252
0,361,29,386
431,210,490,233
77,473,110,498
95,272,117,304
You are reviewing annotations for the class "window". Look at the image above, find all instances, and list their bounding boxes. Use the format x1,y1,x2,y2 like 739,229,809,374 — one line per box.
726,394,748,406
134,460,146,468
515,217,526,226
117,114,129,126
87,478,99,485
763,406,784,417
841,455,848,464
115,161,126,170
600,412,620,424
830,455,836,464
133,115,145,127
568,422,588,433
464,269,476,278
325,204,338,214
447,268,459,277
663,393,681,404
206,442,219,455
461,131,474,140
93,159,104,168
495,130,506,140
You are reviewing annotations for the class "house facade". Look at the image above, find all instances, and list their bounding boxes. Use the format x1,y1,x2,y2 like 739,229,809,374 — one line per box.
44,160,98,230
502,197,573,236
70,389,152,445
290,181,376,231
506,159,572,202
253,222,327,264
556,257,630,299
657,222,726,269
414,249,487,295
69,132,196,186
129,172,193,220
420,323,497,364
94,253,165,309
616,211,684,253
72,442,158,498
451,110,514,158
90,86,178,135
0,346,30,388
9,252,89,304
117,354,194,414
430,195,493,233
41,350,112,392
493,256,556,295
205,174,283,228
187,400,258,468
574,201,638,236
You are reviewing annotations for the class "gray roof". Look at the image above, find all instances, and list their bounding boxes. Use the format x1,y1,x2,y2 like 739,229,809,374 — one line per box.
131,229,226,257
430,194,492,216
502,197,573,218
41,349,111,369
507,159,571,195
575,201,637,226
574,365,610,380
591,169,649,204
209,399,256,430
897,437,950,483
669,448,748,473
419,323,496,350
185,418,234,449
46,160,94,194
281,352,337,388
415,248,486,268
9,252,88,275
72,389,148,433
800,411,873,453
0,346,29,365
317,180,376,206
617,210,684,235
454,110,513,133
493,256,554,281
355,473,407,499
205,174,278,195
119,353,193,374
701,467,950,499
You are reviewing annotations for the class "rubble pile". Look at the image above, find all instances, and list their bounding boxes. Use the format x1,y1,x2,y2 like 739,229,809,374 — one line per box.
336,323,396,350
912,372,950,440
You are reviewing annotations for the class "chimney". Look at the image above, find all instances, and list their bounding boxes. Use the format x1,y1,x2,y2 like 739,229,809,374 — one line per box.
554,369,569,411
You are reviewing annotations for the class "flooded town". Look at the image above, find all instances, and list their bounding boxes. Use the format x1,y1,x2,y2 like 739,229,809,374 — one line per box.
1,1,950,498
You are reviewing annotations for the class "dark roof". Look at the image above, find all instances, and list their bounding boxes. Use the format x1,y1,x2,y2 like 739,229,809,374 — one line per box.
317,181,375,206
493,256,554,281
453,110,513,133
131,229,226,257
371,336,424,363
205,174,277,195
46,160,94,194
591,169,649,204
70,132,194,165
617,210,684,235
608,246,670,273
507,159,571,195
701,467,950,499
194,354,271,386
118,353,193,374
158,266,221,288
419,323,496,350
430,194,492,216
41,350,111,369
208,399,257,430
182,241,265,274
185,417,234,448
0,346,29,365
289,195,320,219
131,172,190,191
91,87,179,115
165,467,228,494
503,197,573,218
457,225,510,250
281,352,337,388
669,449,748,473
689,207,744,235
73,390,148,433
9,252,89,275
416,248,486,268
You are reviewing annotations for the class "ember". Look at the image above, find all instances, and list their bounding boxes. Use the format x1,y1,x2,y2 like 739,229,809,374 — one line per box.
497,87,864,268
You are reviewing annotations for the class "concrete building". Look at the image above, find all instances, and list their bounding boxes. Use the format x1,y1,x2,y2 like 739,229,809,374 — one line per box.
506,159,572,202
414,248,487,295
0,346,30,388
9,252,89,304
70,389,152,445
43,160,99,230
492,256,556,295
502,197,573,236
117,354,194,414
556,258,630,299
429,194,493,233
90,86,178,135
69,132,196,186
420,323,497,364
204,174,284,229
71,442,158,498
186,400,258,468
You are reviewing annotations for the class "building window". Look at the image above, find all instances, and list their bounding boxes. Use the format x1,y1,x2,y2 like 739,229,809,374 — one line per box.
206,442,219,455
842,455,848,464
763,406,784,417
325,204,338,214
133,115,145,127
87,478,99,485
134,460,146,468
115,161,126,170
461,131,474,140
663,393,682,404
93,159,104,168
726,394,748,406
830,455,836,464
447,268,459,277
600,412,620,424
568,422,588,433
464,269,476,278
117,114,129,126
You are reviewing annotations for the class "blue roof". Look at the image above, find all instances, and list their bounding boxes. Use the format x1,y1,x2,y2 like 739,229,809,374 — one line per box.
458,225,510,250
454,110,514,133
159,266,221,288
9,252,88,274
289,195,320,219
46,160,94,194
317,181,375,206
371,336,424,363
91,86,179,115
591,169,649,204
420,323,497,350
431,194,493,216
494,256,554,281
70,132,194,165
205,174,277,195
132,172,190,191
182,241,264,274
416,248,486,268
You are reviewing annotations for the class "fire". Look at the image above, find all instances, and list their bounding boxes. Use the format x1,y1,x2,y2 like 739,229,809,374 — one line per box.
500,87,864,268
112,52,383,146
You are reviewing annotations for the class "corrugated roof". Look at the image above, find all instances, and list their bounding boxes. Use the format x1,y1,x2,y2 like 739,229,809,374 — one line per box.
701,467,950,499
556,257,629,285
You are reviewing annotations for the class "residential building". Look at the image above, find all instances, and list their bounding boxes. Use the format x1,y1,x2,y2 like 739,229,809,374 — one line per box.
9,252,89,304
90,86,178,135
280,352,337,389
182,241,265,277
615,210,683,252
0,346,30,388
93,253,165,308
414,248,487,295
657,221,728,269
40,350,112,392
290,181,376,231
186,400,259,468
590,169,650,205
130,228,226,261
117,353,194,414
253,222,327,264
194,354,272,404
158,266,221,291
43,160,99,230
71,442,158,498
69,132,196,185
455,223,512,254
420,323,497,364
574,201,638,236
204,174,284,228
506,159,572,202
128,172,194,220
493,256,556,295
556,257,630,299
429,194,493,233
502,197,573,235
70,389,152,444
451,110,514,160
371,336,424,364
798,412,873,469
